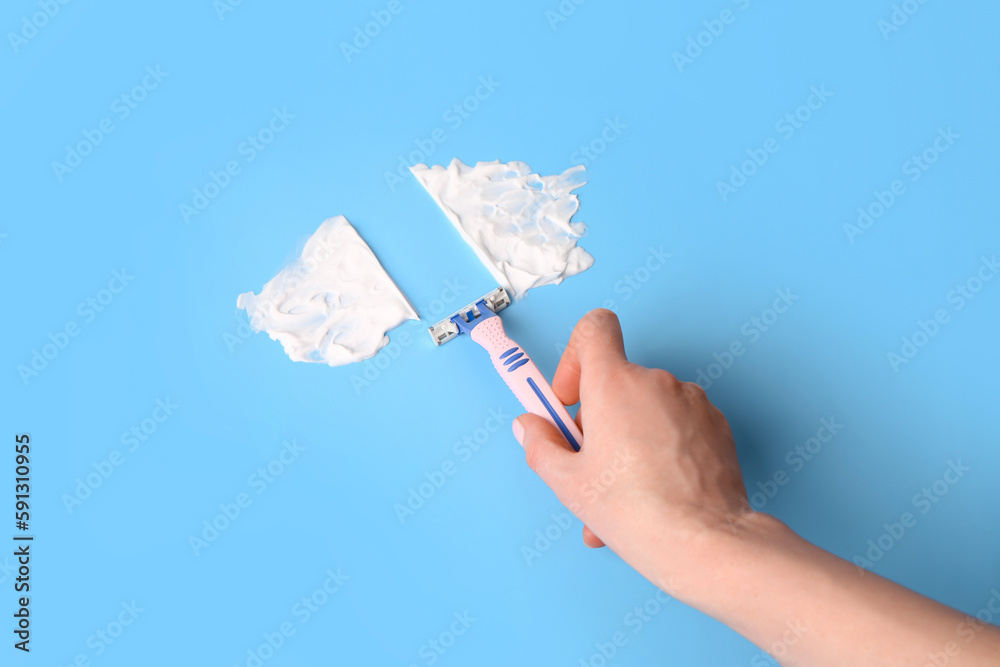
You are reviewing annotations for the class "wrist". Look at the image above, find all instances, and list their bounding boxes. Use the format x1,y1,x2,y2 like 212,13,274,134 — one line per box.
650,507,798,605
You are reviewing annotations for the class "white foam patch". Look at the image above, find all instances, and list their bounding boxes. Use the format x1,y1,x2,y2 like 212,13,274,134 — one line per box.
410,159,594,299
236,216,417,367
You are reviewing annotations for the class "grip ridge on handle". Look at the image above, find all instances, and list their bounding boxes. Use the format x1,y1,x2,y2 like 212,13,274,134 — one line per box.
470,317,583,451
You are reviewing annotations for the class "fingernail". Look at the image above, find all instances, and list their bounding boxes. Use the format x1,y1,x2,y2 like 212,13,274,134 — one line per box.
512,417,525,447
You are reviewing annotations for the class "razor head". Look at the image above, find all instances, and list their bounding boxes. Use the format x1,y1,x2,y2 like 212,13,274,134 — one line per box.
428,287,511,345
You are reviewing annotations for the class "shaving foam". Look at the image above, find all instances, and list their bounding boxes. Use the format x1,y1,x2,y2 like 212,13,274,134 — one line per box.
410,159,594,299
237,216,417,367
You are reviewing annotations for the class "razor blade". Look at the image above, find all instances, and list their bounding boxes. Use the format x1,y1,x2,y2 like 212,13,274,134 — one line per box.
428,286,511,346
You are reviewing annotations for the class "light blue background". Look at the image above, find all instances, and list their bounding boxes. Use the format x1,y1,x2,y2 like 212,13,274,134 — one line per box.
4,0,999,665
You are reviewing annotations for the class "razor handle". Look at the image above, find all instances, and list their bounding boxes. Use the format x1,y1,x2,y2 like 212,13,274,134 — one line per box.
469,316,583,451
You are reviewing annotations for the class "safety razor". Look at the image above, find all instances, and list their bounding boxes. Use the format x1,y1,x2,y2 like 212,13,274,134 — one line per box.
428,287,583,451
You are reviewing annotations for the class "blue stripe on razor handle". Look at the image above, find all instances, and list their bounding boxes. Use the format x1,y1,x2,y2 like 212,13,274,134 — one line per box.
503,352,525,366
526,377,581,452
507,358,529,372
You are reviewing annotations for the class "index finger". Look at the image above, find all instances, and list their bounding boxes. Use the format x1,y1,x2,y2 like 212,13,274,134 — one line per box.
553,308,628,406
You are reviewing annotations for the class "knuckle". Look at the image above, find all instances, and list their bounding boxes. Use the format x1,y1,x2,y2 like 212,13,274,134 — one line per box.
647,368,681,390
682,380,707,399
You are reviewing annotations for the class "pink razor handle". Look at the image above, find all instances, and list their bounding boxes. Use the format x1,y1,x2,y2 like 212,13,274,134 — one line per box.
456,302,583,451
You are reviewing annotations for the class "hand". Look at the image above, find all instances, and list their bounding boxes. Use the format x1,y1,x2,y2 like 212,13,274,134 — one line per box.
513,309,1000,667
513,309,750,593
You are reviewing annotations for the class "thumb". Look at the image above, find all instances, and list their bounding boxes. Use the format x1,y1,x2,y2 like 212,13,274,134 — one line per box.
514,413,576,490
